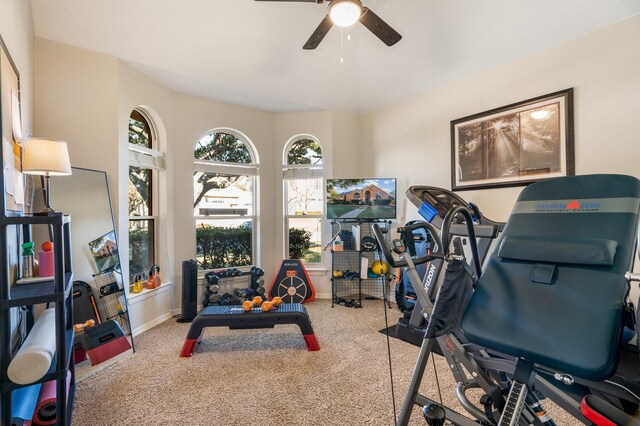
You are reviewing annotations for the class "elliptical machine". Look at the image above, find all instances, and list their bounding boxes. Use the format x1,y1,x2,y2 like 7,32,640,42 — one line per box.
392,185,504,346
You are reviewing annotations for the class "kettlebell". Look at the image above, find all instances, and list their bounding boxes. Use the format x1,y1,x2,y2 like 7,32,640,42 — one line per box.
132,273,144,293
146,264,161,289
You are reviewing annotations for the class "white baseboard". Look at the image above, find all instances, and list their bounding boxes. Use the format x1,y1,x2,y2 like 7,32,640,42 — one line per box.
131,311,173,337
315,292,332,299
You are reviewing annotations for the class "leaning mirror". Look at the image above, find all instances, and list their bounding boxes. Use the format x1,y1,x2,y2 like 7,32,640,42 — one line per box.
33,167,134,350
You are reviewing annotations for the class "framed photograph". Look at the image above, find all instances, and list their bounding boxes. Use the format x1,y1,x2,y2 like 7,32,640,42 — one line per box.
88,230,120,272
451,88,574,191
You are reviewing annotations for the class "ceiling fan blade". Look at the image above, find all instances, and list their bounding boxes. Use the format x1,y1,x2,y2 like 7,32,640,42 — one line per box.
303,14,333,50
359,7,402,46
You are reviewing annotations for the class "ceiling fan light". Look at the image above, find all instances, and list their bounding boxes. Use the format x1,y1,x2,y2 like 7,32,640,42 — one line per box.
329,0,362,27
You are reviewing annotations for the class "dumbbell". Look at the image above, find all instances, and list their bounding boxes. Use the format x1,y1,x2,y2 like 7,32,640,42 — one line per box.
208,293,221,304
204,272,220,284
74,319,95,333
256,286,265,295
260,297,282,313
207,283,220,293
234,288,248,299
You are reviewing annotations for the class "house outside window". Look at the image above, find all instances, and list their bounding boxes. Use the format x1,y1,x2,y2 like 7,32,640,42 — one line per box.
128,109,164,283
194,130,258,270
283,136,323,264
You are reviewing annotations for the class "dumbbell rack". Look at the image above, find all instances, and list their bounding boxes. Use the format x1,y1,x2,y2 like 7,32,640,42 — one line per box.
331,220,391,308
202,267,266,307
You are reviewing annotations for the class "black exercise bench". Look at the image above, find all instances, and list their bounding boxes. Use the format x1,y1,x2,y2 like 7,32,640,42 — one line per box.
180,303,320,356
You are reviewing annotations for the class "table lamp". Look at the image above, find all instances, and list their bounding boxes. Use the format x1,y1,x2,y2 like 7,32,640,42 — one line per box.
22,138,72,215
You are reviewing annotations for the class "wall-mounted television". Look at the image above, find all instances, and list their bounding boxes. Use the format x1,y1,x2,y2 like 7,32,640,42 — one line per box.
326,178,396,220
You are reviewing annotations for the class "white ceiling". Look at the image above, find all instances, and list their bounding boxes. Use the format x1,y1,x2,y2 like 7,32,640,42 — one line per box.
31,0,640,113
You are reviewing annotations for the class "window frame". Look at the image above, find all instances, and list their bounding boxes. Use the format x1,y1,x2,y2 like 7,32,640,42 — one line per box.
283,135,324,265
193,128,259,271
128,108,162,281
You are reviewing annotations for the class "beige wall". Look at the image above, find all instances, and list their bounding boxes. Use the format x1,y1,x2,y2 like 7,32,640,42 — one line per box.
34,38,120,188
1,0,34,348
361,15,640,224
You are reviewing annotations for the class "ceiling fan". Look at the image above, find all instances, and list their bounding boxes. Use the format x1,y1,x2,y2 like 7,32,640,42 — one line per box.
255,0,402,50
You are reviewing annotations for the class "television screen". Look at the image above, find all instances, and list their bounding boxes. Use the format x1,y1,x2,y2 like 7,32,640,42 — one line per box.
326,178,396,220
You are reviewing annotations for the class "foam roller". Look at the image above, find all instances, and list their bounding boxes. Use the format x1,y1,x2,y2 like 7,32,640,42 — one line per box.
7,309,57,385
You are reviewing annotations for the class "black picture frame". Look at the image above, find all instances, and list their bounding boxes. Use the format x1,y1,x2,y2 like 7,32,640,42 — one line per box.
450,88,574,191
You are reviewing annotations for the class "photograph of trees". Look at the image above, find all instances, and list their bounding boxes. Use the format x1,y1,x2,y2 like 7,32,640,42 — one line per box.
452,89,573,190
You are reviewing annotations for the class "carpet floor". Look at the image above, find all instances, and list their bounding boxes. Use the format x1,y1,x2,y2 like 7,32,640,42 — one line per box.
72,300,580,425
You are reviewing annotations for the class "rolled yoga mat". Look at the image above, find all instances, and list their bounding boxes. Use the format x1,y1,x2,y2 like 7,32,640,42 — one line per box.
1,382,42,425
7,309,57,385
32,371,71,426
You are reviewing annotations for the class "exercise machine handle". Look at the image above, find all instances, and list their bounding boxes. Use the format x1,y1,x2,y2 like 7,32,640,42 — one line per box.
442,206,482,279
372,222,443,269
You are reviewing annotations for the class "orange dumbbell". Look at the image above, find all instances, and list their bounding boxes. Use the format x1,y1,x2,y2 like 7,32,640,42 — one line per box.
74,319,95,333
252,296,263,307
271,297,282,307
261,301,272,312
242,300,253,312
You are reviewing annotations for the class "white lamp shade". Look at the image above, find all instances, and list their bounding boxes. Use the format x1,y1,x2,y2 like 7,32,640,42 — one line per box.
22,138,72,176
329,0,362,27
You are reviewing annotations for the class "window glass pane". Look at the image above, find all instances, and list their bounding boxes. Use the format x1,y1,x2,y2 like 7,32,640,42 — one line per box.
129,219,155,281
194,172,253,216
195,132,252,163
196,219,253,269
286,178,323,215
287,138,322,165
129,166,151,216
129,110,152,148
288,218,321,263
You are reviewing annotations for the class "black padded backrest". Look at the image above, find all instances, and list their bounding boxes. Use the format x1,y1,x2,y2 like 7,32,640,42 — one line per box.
461,174,640,381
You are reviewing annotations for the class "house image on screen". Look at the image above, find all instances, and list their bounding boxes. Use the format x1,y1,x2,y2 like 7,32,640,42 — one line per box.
340,183,392,205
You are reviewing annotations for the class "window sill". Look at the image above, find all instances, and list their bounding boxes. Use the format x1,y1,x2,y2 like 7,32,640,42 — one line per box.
305,268,327,276
128,281,173,303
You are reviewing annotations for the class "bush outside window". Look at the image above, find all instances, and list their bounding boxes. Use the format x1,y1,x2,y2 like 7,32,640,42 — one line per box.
194,130,258,270
284,137,323,264
128,109,160,282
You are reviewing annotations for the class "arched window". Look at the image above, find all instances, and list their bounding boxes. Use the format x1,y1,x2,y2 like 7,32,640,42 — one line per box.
128,108,164,282
283,136,323,264
194,129,258,270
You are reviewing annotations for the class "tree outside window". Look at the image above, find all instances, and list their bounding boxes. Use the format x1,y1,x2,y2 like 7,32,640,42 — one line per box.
194,130,258,270
284,137,323,264
128,110,156,282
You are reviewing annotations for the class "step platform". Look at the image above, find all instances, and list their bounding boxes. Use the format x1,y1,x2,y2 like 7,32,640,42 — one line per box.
180,303,320,356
